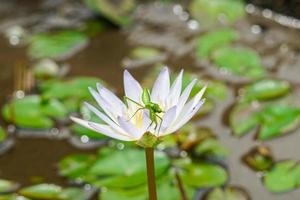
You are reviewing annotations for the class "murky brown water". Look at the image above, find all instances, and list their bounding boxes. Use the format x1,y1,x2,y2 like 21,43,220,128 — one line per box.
0,1,300,200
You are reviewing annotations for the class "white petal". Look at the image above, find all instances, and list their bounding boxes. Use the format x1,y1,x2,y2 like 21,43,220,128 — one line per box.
118,116,144,139
151,67,170,104
141,110,151,133
164,99,205,135
84,102,128,136
159,106,177,136
124,70,143,102
70,117,132,141
89,87,117,121
166,70,183,109
176,79,196,116
97,83,126,116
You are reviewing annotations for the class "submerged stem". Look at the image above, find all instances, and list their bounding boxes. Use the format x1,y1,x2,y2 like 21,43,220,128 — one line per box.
145,147,158,200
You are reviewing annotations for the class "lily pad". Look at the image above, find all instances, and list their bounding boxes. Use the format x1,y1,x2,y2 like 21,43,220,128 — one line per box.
229,103,260,137
264,160,300,193
257,104,300,140
40,77,103,113
195,138,229,159
189,0,245,26
240,79,290,102
84,0,135,26
19,184,62,199
181,163,228,188
204,186,250,200
0,194,31,200
130,47,161,59
0,127,6,142
212,46,265,79
230,103,300,140
0,179,19,194
2,95,68,129
28,31,88,60
242,146,273,171
59,147,170,189
196,29,239,59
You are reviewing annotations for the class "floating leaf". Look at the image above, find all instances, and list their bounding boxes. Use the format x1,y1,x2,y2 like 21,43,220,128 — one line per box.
33,59,60,79
212,46,265,79
0,179,19,194
195,138,229,159
19,184,62,199
0,194,31,200
2,96,67,129
89,148,170,188
256,104,300,140
181,163,228,188
189,0,245,26
59,188,90,200
242,146,273,171
205,186,250,200
196,29,239,59
59,154,95,179
28,31,88,60
84,0,135,26
0,127,6,142
264,160,300,193
229,103,260,137
240,79,290,102
130,47,160,59
230,103,300,140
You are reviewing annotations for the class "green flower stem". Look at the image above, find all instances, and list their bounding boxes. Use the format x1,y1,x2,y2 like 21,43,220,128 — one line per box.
145,147,158,200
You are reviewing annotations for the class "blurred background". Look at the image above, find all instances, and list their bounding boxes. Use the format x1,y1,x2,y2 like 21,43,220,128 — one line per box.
0,0,300,200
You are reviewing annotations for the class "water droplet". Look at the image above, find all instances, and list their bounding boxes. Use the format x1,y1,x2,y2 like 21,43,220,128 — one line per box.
80,135,89,143
180,151,188,158
245,4,255,13
50,128,59,136
187,20,199,30
173,4,183,15
7,125,16,133
15,90,25,99
251,25,262,34
9,36,20,46
84,184,92,190
116,142,125,150
262,9,272,18
179,12,189,21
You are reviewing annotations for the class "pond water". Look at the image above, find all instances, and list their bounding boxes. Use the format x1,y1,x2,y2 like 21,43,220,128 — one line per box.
0,1,300,200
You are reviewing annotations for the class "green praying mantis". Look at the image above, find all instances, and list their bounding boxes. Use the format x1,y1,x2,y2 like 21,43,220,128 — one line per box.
124,88,164,132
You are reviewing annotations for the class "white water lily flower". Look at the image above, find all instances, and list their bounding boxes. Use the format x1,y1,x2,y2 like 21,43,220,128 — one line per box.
71,67,206,142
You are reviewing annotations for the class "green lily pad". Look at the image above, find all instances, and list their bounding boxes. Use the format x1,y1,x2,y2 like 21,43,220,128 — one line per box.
59,147,170,189
0,126,6,142
230,103,300,140
84,0,135,26
212,46,265,79
40,77,103,113
189,0,245,26
195,138,229,159
58,188,90,200
33,59,60,79
89,148,169,188
181,163,228,188
130,47,161,59
19,184,62,199
242,146,273,171
0,194,31,200
0,179,19,194
264,160,300,193
59,154,96,179
229,103,260,137
205,187,250,200
28,30,88,60
240,79,291,102
2,95,68,129
256,104,300,140
196,29,239,59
